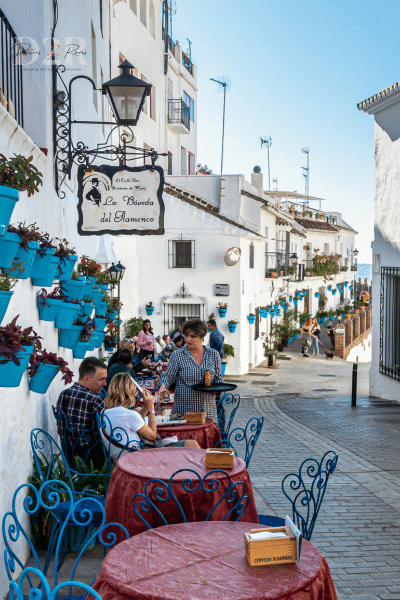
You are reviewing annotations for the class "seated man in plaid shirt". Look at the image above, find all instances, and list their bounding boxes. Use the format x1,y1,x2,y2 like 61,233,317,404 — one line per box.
207,319,224,358
56,356,107,467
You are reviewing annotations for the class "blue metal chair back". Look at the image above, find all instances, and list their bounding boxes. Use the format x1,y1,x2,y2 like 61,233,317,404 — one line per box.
9,567,104,600
134,375,157,391
216,416,264,468
132,468,249,530
217,392,241,439
3,480,128,595
52,405,105,470
96,411,144,463
282,450,338,541
132,353,141,367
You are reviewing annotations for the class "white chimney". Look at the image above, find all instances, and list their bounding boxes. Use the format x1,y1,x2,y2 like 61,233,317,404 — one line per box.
251,166,263,196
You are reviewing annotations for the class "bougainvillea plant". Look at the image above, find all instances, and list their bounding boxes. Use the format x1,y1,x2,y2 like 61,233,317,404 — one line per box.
0,315,42,365
28,350,74,384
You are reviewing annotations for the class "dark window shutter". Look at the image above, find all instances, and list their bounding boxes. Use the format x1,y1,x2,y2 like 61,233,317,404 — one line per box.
175,241,192,268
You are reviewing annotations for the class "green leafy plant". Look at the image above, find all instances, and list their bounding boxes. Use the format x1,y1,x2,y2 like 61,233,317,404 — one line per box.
0,153,43,196
78,256,102,278
217,302,228,309
208,312,216,320
262,333,279,356
107,297,122,313
125,317,144,338
228,319,239,324
146,301,153,308
299,312,311,325
223,343,234,358
0,260,25,290
95,270,111,285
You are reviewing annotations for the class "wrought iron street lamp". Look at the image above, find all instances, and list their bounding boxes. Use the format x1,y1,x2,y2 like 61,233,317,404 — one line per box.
102,61,151,126
108,262,127,350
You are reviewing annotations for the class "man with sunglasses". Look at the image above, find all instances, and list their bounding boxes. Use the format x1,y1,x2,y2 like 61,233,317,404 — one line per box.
108,337,151,372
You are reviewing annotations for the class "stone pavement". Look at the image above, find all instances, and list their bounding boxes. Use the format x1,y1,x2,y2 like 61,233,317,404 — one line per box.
224,345,400,600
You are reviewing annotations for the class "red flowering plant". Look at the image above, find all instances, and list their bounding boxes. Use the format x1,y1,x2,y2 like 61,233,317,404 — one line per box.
0,315,42,365
77,256,102,278
103,320,117,348
28,350,74,384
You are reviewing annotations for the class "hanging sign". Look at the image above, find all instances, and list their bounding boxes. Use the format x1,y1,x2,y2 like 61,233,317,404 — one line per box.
77,164,165,236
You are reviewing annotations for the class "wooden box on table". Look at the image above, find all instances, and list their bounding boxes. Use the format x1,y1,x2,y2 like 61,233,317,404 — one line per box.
244,526,297,567
184,412,206,425
205,448,235,469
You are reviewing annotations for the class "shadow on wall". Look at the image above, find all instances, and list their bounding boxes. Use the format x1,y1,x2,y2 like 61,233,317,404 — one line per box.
375,102,400,142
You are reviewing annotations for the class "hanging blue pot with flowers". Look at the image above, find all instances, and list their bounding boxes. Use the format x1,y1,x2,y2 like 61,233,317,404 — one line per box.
315,292,319,298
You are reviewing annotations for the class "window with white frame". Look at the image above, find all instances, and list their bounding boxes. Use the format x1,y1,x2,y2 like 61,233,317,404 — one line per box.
168,237,195,268
149,0,155,38
183,91,194,122
140,0,146,25
181,146,187,175
249,243,254,269
380,268,400,381
188,152,196,175
324,243,329,255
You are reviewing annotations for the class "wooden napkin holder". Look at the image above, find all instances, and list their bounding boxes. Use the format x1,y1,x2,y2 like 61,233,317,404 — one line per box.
183,412,206,425
205,448,235,469
244,526,297,567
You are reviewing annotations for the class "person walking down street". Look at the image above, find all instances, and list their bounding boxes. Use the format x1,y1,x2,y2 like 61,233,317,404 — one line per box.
311,317,321,356
158,319,223,422
301,318,313,357
136,320,156,360
207,319,225,358
56,357,107,467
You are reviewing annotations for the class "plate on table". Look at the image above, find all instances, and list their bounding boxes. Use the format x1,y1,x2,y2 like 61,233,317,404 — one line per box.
157,419,187,427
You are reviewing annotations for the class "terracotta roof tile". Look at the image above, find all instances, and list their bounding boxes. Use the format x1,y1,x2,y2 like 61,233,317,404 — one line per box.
294,218,338,232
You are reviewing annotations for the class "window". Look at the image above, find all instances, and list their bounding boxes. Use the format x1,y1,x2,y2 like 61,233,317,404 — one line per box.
164,303,203,334
141,74,148,113
380,267,400,381
168,78,173,100
168,237,195,268
249,243,254,269
129,0,137,14
140,0,146,25
188,152,196,175
276,231,285,253
254,308,259,341
149,0,155,38
167,152,172,175
324,243,329,255
181,146,187,175
264,227,269,238
150,85,156,120
183,91,194,122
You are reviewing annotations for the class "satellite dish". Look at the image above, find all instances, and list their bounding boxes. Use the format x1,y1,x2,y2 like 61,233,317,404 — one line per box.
224,247,241,266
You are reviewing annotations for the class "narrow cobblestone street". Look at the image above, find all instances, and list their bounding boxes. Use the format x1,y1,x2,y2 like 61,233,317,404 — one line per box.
225,347,400,600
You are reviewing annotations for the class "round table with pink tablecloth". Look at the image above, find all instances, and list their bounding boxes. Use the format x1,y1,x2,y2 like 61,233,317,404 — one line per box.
105,447,258,541
91,521,338,600
157,417,221,448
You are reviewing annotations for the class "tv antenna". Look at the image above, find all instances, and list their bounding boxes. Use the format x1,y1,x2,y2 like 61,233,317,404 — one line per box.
272,178,278,191
260,136,272,190
302,147,310,202
210,75,231,175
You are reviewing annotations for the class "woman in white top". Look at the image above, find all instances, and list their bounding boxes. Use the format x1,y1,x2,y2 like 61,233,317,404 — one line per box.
102,372,198,461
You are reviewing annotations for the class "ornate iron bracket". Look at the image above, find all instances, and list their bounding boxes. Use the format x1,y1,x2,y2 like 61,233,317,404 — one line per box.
156,283,208,316
53,65,166,197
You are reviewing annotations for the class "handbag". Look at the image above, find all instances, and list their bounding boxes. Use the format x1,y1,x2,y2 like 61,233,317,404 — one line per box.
140,434,165,449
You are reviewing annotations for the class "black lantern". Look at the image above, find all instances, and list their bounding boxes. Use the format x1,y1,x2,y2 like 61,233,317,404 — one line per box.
116,261,126,280
353,248,359,257
108,262,121,284
290,253,298,266
102,61,152,126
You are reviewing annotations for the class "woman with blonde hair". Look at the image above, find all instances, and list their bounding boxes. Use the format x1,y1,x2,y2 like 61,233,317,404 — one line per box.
301,318,313,357
102,372,198,461
310,317,321,355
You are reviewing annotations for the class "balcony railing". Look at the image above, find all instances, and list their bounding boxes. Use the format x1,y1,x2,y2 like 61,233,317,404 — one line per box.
167,99,190,131
182,50,193,75
0,9,23,127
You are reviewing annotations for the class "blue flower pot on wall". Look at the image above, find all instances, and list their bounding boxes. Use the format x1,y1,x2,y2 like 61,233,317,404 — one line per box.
332,290,337,295
57,254,78,281
293,300,298,306
315,292,319,298
94,316,107,331
344,282,348,288
217,308,227,318
0,231,21,269
29,362,59,394
31,254,61,287
0,290,13,324
90,331,106,348
0,345,34,388
95,283,108,294
0,185,19,235
228,323,237,333
30,247,56,280
247,315,256,324
321,317,327,323
73,341,91,359
60,279,86,301
59,325,83,349
14,240,40,279
78,302,95,319
221,363,227,377
145,306,154,315
104,340,115,352
106,310,118,320
37,297,63,322
55,303,80,330
95,301,108,317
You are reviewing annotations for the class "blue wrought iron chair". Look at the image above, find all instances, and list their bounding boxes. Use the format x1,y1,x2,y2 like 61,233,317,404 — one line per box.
257,451,338,541
9,567,103,600
133,375,158,391
215,416,264,468
52,405,106,471
96,411,144,463
132,468,249,530
3,480,129,593
217,392,241,440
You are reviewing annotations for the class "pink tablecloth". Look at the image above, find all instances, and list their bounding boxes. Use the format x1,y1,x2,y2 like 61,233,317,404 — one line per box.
91,521,338,600
105,447,258,540
157,417,221,449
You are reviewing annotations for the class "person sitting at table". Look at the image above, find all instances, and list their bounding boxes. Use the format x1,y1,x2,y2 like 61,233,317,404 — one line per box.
102,372,199,461
106,349,136,389
136,320,156,360
108,337,150,373
158,319,223,422
159,334,185,361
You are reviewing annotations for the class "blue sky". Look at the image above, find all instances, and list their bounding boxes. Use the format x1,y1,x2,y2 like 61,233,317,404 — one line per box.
172,0,400,263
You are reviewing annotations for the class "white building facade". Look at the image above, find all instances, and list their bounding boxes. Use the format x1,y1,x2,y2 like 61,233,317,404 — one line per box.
359,82,400,401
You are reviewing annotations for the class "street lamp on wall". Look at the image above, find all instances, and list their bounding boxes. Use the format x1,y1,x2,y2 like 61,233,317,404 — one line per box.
108,261,127,350
102,61,151,126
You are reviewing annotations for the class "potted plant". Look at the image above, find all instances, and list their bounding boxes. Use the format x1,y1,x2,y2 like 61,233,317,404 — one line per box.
96,292,110,317
0,261,24,324
268,269,277,279
208,312,216,320
145,302,154,315
262,333,279,367
95,270,111,293
228,319,239,333
106,297,122,320
78,297,95,319
0,315,42,387
54,238,78,281
0,154,43,234
6,222,40,278
247,313,256,324
221,343,234,377
60,270,87,301
28,350,74,394
303,245,311,251
77,255,102,286
217,302,228,318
